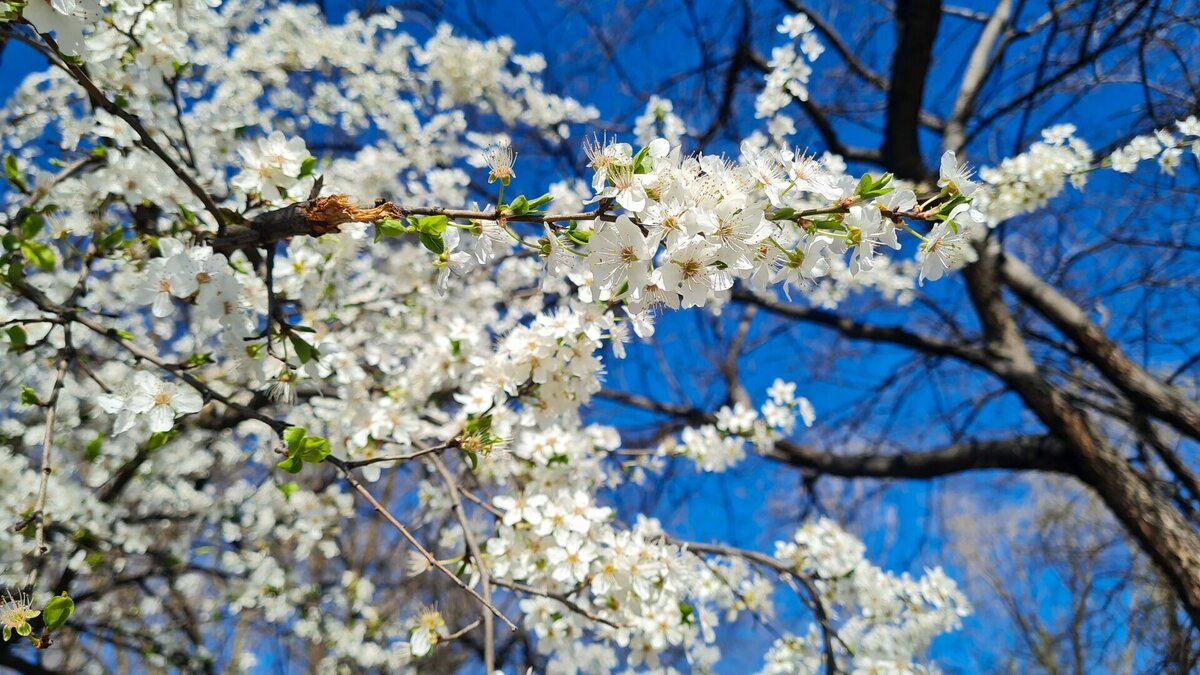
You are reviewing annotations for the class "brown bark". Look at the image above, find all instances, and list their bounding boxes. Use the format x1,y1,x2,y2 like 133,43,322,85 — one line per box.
962,239,1200,627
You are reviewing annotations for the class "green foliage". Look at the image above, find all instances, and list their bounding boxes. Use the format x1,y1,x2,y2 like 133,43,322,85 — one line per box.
42,593,74,632
278,426,332,473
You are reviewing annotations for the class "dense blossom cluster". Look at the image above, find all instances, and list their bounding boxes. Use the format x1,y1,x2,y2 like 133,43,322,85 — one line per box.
761,520,970,672
2,0,1193,672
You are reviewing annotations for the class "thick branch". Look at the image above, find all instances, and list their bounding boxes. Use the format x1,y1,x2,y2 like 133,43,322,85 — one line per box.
999,251,1200,442
882,0,943,180
943,0,1013,152
766,434,1071,478
961,237,1200,628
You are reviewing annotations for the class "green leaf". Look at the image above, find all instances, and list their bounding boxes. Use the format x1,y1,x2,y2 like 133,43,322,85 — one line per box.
20,241,56,272
298,156,318,178
855,173,873,197
20,386,39,406
185,352,213,367
417,215,448,235
465,414,493,435
100,226,126,250
289,334,318,364
462,448,479,471
114,329,135,341
3,154,26,192
6,326,27,351
20,213,44,240
770,208,796,220
283,426,307,453
678,601,695,626
297,435,331,463
277,454,304,474
418,230,445,255
507,195,530,216
42,594,74,632
526,193,553,210
85,436,103,462
374,218,409,242
148,430,176,450
632,145,652,174
565,228,591,245
278,481,299,498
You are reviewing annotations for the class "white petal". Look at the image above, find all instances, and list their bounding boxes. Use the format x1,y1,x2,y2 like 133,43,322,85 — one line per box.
148,405,174,432
172,387,203,415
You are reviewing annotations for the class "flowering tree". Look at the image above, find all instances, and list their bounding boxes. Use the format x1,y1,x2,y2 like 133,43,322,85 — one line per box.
0,0,1198,672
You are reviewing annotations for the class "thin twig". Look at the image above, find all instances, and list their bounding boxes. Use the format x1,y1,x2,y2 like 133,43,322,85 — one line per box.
343,442,451,469
491,579,622,630
428,452,497,671
324,455,517,631
669,537,842,674
24,336,73,590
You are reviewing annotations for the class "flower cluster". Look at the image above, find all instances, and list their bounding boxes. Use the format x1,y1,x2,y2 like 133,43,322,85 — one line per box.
231,131,314,201
978,124,1095,223
664,379,815,473
1109,116,1200,175
763,519,971,673
633,95,688,147
757,13,824,120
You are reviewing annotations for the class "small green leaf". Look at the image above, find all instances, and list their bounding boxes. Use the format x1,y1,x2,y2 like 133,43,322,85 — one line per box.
100,226,126,250
507,195,530,216
283,426,307,453
678,601,695,625
185,352,213,367
374,218,409,242
855,173,873,197
20,386,39,406
465,414,493,435
632,145,652,174
148,430,176,450
297,435,331,463
20,241,56,272
565,228,591,245
42,593,74,632
278,454,304,474
770,208,796,220
20,213,45,240
6,326,27,351
462,448,479,471
418,230,445,255
526,193,553,210
3,154,26,192
278,481,299,498
289,334,318,364
85,436,103,462
298,156,318,178
417,215,448,235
